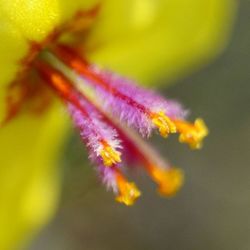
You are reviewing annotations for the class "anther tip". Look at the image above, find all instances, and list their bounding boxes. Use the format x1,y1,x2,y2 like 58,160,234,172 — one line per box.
116,182,141,206
175,118,209,150
100,145,122,167
151,111,177,138
151,167,184,197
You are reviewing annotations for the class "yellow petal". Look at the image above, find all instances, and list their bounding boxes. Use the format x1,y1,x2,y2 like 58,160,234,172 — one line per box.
0,103,69,250
0,0,236,86
86,0,236,84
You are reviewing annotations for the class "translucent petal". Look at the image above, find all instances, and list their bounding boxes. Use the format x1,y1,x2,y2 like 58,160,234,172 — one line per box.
0,104,69,249
86,0,236,83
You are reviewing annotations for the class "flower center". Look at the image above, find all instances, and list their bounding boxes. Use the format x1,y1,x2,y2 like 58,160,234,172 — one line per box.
1,5,208,206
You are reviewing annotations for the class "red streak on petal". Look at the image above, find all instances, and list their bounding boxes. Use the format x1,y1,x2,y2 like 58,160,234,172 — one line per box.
1,78,52,126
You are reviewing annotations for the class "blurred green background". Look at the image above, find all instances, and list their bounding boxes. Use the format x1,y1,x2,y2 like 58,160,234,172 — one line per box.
29,1,250,250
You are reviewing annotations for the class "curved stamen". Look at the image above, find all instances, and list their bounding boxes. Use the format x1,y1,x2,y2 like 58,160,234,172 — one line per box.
52,44,185,138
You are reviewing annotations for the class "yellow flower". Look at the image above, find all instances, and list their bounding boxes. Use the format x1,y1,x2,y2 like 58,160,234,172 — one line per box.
0,0,235,249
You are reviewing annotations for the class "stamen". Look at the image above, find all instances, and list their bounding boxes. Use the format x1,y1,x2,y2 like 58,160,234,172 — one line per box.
147,165,184,197
34,64,139,203
151,111,177,138
174,118,209,149
52,44,187,137
115,169,141,206
33,45,207,204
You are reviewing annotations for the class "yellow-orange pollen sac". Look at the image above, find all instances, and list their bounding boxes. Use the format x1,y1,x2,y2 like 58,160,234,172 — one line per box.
100,143,122,167
115,172,141,206
174,118,209,149
151,111,177,138
148,165,184,197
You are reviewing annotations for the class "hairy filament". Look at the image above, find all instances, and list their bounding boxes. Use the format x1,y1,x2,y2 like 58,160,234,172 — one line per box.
34,60,122,167
52,44,186,137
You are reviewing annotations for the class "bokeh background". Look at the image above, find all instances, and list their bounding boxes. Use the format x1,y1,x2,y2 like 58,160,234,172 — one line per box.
29,1,250,250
